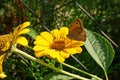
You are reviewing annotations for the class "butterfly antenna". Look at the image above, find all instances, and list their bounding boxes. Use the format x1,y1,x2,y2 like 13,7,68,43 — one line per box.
74,1,119,48
19,0,50,32
71,55,88,71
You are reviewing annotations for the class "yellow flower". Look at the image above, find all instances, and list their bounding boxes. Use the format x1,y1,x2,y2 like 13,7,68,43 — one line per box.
0,22,30,79
0,34,12,79
0,34,12,52
33,27,84,62
13,22,30,46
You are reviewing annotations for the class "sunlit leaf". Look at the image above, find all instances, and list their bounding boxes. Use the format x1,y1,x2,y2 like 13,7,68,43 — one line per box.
84,29,115,71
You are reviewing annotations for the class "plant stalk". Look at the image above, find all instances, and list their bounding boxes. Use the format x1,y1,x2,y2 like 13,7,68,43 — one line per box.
11,46,90,80
62,63,103,80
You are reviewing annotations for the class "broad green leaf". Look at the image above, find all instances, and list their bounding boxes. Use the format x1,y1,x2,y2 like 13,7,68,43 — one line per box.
84,29,115,71
28,28,37,39
44,73,74,80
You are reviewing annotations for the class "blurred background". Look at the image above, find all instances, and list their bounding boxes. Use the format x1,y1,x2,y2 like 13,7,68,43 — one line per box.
0,0,120,80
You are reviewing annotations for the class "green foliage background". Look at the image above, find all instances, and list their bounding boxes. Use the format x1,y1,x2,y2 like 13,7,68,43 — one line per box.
0,0,120,80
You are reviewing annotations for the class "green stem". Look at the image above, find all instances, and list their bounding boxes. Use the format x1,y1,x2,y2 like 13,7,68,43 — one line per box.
11,46,90,80
104,69,108,80
62,63,103,80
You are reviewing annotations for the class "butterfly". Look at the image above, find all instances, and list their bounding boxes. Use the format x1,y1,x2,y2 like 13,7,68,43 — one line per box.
67,18,86,41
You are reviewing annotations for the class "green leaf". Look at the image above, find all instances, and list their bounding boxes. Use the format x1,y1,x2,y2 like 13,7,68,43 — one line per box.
44,73,74,80
28,28,38,39
84,29,115,71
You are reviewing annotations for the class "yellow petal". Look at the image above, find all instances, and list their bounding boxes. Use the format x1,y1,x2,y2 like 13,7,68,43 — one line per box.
0,54,6,72
33,45,49,51
73,41,84,46
20,22,30,30
18,29,30,35
57,55,65,63
13,26,19,36
34,51,46,58
51,29,60,38
34,36,51,46
60,27,69,37
51,29,59,35
65,40,84,47
64,47,82,54
40,31,53,43
0,54,7,79
47,49,65,62
49,49,59,58
0,72,7,79
63,48,74,54
66,47,82,54
60,51,70,58
13,22,30,35
16,37,28,46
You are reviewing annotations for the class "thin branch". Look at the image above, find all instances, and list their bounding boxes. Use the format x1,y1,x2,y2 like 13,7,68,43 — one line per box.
100,11,120,24
42,0,74,20
74,1,118,48
19,0,50,32
71,55,88,71
53,1,73,13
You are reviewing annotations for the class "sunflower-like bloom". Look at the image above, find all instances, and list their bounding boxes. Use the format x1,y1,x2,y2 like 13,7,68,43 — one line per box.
0,22,30,79
0,34,12,79
13,22,30,46
0,34,12,53
33,27,84,62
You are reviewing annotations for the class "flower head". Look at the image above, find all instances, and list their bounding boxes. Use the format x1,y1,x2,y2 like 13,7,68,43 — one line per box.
0,34,12,79
13,22,30,46
0,34,12,53
33,27,84,62
0,22,30,79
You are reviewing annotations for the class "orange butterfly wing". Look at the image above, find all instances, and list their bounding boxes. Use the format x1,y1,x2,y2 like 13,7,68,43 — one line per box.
67,18,86,41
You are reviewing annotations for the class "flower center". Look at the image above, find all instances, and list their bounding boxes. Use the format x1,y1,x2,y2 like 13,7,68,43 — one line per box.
0,34,12,52
50,38,65,50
